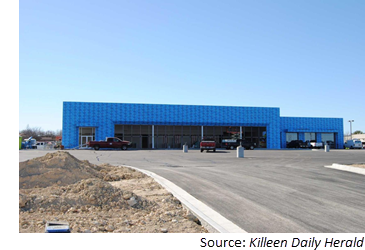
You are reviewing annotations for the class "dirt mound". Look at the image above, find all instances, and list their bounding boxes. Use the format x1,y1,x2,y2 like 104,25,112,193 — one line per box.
19,178,152,213
19,151,208,233
19,151,145,189
19,151,102,189
97,163,146,181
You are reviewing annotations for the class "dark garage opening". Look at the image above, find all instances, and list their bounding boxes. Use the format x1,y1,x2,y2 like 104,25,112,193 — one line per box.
114,124,266,149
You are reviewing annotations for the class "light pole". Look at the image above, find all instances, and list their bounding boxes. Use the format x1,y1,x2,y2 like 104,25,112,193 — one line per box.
348,120,354,140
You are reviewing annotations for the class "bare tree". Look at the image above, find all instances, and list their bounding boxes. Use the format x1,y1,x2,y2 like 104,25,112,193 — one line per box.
20,125,42,140
44,130,56,137
19,125,61,141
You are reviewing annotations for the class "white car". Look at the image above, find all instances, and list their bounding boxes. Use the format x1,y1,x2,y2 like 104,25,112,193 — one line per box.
344,139,363,149
36,142,45,150
309,140,323,149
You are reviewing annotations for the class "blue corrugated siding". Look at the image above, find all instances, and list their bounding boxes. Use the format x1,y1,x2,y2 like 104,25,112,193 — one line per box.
62,102,343,149
63,102,281,149
280,117,344,149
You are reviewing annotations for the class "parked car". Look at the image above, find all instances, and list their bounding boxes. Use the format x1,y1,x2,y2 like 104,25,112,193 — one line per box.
222,139,256,150
200,138,216,152
286,140,306,148
303,140,311,148
87,137,131,150
309,140,323,149
36,142,45,150
344,139,363,149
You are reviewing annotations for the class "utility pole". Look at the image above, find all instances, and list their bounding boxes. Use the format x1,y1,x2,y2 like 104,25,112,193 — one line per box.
348,120,354,140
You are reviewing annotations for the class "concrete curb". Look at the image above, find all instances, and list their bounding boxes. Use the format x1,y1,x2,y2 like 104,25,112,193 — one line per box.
123,165,247,233
324,163,365,175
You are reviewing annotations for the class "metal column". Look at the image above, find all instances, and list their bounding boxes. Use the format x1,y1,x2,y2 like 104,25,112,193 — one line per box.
152,125,154,149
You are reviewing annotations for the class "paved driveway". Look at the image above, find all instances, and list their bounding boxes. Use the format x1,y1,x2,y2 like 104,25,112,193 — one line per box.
19,149,365,233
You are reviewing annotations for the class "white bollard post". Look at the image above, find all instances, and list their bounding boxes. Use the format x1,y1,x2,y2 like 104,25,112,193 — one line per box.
324,145,330,152
237,146,244,158
183,144,188,153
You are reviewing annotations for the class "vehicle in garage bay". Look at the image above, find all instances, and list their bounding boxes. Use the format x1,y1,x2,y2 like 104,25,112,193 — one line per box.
222,139,256,150
286,140,307,148
309,140,323,149
87,137,131,150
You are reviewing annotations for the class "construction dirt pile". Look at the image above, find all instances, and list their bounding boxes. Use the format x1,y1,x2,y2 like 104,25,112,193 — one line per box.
19,151,208,233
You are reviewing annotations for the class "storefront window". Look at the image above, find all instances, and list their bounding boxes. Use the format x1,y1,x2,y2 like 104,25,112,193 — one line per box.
304,132,315,141
286,133,298,142
322,133,334,144
259,127,267,148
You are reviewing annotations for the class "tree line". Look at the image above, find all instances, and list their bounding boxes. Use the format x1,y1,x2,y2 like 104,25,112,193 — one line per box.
19,125,62,141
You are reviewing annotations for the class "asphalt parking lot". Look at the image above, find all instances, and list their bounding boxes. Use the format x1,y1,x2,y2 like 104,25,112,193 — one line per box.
19,148,365,233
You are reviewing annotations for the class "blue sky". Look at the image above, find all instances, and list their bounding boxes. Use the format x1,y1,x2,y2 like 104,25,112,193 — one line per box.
19,0,365,134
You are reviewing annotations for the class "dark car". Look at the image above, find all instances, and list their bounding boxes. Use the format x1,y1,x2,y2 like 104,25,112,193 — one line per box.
287,140,305,148
222,139,256,150
325,140,335,148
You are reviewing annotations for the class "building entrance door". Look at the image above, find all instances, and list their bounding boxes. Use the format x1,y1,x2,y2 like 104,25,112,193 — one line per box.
80,136,93,148
79,127,95,148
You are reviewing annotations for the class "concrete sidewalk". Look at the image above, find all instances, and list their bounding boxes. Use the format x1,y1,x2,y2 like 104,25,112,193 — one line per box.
125,165,246,233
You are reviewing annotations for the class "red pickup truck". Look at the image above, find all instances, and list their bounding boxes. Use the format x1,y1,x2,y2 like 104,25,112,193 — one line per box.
87,137,131,150
200,138,216,152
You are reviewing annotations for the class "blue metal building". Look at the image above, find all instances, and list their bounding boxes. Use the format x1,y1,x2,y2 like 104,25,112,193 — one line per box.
62,102,344,149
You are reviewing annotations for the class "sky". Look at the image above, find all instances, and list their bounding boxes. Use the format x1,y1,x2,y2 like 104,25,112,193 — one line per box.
19,0,365,134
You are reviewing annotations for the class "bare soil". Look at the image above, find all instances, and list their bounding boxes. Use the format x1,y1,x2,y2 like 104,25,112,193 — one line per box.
19,151,208,233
